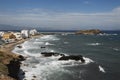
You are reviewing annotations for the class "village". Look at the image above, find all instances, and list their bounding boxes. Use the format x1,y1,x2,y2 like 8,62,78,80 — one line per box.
0,29,39,44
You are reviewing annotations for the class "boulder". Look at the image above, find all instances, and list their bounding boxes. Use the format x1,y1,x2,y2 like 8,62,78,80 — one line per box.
18,55,26,61
17,45,22,48
41,46,46,48
41,52,65,57
58,55,85,63
6,58,21,79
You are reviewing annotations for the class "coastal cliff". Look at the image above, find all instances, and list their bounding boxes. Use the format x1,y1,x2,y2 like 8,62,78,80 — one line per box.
75,29,102,35
0,39,27,80
0,34,42,80
0,51,25,80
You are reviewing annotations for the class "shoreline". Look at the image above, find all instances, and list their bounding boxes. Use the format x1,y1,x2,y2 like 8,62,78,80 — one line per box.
0,34,43,58
0,39,29,61
0,34,43,80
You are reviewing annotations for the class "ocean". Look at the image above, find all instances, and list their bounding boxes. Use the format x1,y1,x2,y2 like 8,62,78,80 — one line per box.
12,31,120,80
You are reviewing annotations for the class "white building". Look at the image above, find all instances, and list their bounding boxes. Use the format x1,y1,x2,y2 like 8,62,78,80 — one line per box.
21,30,30,38
0,31,5,37
29,29,38,36
13,32,22,40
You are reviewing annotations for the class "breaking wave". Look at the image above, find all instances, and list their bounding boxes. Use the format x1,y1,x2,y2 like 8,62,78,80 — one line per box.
12,35,105,80
87,43,102,46
99,65,106,73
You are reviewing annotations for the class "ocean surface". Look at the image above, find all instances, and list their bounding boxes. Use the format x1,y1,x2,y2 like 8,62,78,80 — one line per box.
12,31,120,80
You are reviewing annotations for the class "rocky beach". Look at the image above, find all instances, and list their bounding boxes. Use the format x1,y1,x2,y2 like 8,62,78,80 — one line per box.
0,39,28,80
0,35,42,80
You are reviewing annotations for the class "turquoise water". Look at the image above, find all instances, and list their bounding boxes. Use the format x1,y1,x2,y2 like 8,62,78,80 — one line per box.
13,31,120,80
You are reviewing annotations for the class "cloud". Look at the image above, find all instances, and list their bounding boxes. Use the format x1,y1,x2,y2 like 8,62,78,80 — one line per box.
0,7,120,30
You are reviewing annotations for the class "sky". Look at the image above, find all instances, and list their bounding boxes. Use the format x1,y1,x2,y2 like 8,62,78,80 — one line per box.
0,0,120,30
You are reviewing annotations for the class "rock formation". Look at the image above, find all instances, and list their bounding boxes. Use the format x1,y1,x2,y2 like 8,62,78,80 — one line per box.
58,55,85,63
41,52,65,57
75,29,102,35
6,55,25,80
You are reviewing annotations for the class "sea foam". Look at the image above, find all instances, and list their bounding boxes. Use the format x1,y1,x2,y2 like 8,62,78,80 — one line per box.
12,35,99,80
99,65,106,73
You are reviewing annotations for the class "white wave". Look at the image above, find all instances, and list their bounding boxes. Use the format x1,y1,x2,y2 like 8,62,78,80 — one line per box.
113,48,119,51
13,35,96,80
50,50,55,52
45,42,54,45
23,50,41,57
99,65,106,73
39,35,60,41
98,33,118,36
19,52,94,80
64,42,69,44
20,58,63,80
83,57,94,64
33,41,45,45
87,43,101,46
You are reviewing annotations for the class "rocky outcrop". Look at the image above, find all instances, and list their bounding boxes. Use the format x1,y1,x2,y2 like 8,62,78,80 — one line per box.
17,45,22,48
6,58,21,79
75,29,102,35
58,55,85,63
6,55,25,80
41,52,85,63
41,52,65,57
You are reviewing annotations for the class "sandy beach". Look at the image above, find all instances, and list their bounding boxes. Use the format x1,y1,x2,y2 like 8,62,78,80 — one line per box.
0,39,28,60
0,34,43,58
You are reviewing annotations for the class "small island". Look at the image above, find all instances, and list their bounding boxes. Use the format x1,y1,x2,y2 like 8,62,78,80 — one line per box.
75,29,102,35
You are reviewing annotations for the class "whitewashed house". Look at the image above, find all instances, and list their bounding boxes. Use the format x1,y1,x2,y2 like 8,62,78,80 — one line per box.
29,29,38,36
13,32,22,40
0,31,5,37
21,30,30,38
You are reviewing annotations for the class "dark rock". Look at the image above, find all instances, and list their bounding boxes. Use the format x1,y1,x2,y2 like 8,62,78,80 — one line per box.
6,58,21,79
21,72,25,75
18,55,26,61
41,52,65,57
41,46,46,48
33,75,37,78
17,45,22,48
6,57,26,80
58,55,85,63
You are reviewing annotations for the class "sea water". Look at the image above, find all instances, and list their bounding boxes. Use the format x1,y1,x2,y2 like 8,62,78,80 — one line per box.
13,31,120,80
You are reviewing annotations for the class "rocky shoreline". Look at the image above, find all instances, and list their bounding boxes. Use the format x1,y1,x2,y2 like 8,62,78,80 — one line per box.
0,34,86,80
6,55,25,80
0,35,42,80
0,39,27,80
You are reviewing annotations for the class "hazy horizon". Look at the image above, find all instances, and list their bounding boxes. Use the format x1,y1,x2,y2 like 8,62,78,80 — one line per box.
0,0,120,30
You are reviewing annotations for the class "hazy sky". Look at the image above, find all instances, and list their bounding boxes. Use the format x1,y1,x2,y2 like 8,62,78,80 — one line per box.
0,0,120,30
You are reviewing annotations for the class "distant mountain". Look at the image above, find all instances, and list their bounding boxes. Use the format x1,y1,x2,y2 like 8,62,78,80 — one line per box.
0,24,26,30
0,24,54,31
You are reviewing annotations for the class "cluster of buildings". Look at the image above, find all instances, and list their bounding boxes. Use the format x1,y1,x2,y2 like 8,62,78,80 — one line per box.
0,29,39,43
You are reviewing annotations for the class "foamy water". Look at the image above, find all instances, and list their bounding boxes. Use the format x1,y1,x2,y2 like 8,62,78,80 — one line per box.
87,43,102,46
13,35,106,80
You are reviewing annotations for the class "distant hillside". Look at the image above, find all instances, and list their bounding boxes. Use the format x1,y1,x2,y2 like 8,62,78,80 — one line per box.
0,24,25,30
0,24,54,31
